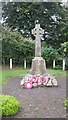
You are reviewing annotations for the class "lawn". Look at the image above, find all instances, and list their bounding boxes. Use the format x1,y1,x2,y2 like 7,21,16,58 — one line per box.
0,69,29,86
47,69,66,76
0,69,66,86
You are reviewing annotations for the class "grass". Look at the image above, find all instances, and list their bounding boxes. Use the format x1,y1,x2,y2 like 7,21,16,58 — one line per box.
0,68,67,86
0,69,29,86
47,69,66,76
64,98,68,108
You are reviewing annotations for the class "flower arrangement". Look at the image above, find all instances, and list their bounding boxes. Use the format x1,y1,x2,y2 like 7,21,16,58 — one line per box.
20,74,48,89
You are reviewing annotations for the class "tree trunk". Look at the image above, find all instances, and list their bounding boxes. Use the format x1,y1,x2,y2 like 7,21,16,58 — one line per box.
3,59,6,66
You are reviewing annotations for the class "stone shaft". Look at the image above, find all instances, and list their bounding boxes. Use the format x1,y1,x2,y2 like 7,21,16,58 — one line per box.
35,35,41,57
31,23,46,75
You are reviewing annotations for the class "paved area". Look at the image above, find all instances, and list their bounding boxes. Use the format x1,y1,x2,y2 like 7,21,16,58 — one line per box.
2,76,66,118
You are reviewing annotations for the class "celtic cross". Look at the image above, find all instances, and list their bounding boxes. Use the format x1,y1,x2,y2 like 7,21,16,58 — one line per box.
32,23,44,57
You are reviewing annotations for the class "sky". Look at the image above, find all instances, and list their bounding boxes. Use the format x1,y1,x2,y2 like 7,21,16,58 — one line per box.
62,0,67,2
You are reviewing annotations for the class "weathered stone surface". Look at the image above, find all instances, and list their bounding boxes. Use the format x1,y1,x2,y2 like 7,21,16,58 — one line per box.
31,23,46,75
46,79,53,86
32,24,44,57
30,57,46,75
46,78,58,87
52,78,58,86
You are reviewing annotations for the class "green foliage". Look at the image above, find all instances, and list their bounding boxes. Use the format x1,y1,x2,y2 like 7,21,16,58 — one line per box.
2,27,35,66
53,65,62,70
60,42,68,57
57,41,68,70
41,43,63,68
1,2,68,67
41,43,60,61
2,26,67,68
64,98,68,108
2,2,67,48
0,95,20,117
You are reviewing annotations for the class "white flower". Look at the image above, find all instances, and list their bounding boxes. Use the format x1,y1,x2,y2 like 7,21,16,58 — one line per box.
20,80,24,86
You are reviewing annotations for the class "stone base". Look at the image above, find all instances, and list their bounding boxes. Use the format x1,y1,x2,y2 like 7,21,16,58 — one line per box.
30,57,46,75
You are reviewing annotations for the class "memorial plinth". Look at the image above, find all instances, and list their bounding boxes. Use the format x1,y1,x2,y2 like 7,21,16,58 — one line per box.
30,57,46,75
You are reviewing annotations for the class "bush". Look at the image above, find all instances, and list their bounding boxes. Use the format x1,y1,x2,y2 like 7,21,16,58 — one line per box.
0,95,20,117
54,65,62,70
64,98,68,108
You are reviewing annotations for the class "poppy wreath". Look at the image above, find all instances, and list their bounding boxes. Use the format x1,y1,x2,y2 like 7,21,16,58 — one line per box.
20,74,48,89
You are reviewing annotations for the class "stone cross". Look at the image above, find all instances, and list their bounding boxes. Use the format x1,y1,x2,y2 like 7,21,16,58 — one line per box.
32,24,44,57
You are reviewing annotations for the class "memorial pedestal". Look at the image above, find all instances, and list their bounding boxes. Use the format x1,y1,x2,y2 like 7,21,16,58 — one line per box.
30,57,46,75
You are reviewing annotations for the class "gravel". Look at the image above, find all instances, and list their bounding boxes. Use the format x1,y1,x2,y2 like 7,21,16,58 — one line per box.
2,76,66,118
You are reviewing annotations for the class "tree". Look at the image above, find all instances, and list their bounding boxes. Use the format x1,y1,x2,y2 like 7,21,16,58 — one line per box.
41,42,60,67
1,26,35,66
2,2,67,48
58,42,68,58
0,24,2,65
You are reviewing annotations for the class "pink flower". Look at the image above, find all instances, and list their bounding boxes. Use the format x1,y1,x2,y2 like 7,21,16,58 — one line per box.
39,77,43,83
31,75,36,79
39,76,46,83
24,82,32,89
42,77,47,82
29,75,38,83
